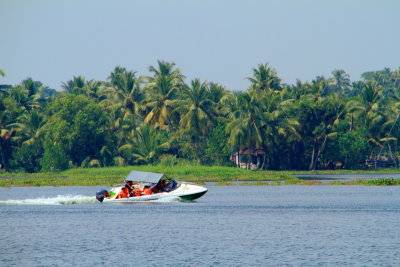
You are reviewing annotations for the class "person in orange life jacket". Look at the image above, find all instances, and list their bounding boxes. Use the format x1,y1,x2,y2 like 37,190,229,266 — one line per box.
132,186,143,197
116,181,133,199
141,185,152,195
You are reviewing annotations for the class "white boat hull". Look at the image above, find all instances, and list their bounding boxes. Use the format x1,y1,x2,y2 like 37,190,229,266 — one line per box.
101,182,207,203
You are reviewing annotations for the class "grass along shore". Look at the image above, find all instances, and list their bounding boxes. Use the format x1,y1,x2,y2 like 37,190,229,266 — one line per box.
1,165,400,187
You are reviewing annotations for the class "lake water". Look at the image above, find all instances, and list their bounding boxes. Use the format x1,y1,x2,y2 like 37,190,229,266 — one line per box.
0,186,399,266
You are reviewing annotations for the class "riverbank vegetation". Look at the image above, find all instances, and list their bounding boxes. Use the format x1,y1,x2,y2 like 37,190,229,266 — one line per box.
0,165,399,187
1,64,400,174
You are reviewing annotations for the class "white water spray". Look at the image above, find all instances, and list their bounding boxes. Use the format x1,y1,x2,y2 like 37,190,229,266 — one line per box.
0,195,98,205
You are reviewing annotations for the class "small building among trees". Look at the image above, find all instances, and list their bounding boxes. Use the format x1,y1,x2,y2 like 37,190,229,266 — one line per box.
231,148,266,170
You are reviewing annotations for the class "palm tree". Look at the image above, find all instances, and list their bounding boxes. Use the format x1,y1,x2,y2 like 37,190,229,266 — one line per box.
392,68,400,88
372,104,400,167
21,78,42,97
208,82,227,103
259,90,300,169
247,63,281,92
119,124,170,164
177,79,216,154
102,66,143,116
291,90,346,170
148,60,185,79
309,76,330,99
284,80,309,101
226,90,265,169
9,110,46,145
83,80,103,99
14,79,48,111
329,69,351,95
219,91,241,120
308,94,345,170
0,127,13,170
208,82,228,116
100,66,144,145
0,92,20,170
0,69,10,92
7,85,28,107
62,76,102,99
62,76,87,95
143,61,184,130
346,81,384,129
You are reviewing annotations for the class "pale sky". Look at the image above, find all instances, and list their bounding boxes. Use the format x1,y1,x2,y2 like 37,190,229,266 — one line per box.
1,0,399,91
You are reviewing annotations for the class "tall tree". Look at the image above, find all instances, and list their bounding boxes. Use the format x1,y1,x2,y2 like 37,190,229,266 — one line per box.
119,124,170,164
346,81,384,128
177,79,215,157
101,66,144,118
226,90,265,169
44,94,112,167
0,69,10,92
62,76,87,95
143,61,184,130
259,90,300,169
0,93,20,170
309,76,330,99
247,63,281,92
284,80,309,101
9,110,46,146
100,66,144,147
329,69,351,94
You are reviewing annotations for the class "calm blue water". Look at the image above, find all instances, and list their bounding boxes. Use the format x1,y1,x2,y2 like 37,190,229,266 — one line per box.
0,186,399,266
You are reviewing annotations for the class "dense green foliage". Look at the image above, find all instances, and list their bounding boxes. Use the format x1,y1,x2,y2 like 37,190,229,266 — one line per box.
1,64,400,172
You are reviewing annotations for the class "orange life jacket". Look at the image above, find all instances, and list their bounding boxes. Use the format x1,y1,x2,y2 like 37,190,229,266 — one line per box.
133,189,142,197
116,187,130,199
142,188,152,195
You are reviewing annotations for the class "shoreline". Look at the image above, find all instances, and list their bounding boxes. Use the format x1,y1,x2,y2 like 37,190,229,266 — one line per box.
1,165,400,187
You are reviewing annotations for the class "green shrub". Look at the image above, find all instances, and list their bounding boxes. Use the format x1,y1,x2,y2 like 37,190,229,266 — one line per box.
113,156,126,167
366,178,400,186
219,175,233,182
12,143,43,173
40,139,69,172
159,154,180,166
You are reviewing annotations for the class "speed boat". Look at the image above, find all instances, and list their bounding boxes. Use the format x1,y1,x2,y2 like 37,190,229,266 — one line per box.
96,170,208,203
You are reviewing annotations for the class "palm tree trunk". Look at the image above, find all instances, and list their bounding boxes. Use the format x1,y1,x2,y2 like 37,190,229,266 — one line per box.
395,130,399,168
309,144,316,170
388,143,395,163
0,140,8,170
247,137,252,170
247,148,253,170
237,149,240,168
167,116,174,132
350,113,353,131
261,149,267,170
247,152,250,170
314,135,328,170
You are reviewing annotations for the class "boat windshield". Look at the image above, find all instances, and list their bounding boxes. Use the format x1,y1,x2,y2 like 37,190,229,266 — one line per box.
153,177,179,193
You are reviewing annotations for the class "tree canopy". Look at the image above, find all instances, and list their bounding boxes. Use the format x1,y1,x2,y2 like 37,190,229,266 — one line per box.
2,63,400,172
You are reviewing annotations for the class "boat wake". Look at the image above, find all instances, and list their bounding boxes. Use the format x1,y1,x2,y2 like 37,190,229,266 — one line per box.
150,196,182,203
0,195,190,205
0,195,97,205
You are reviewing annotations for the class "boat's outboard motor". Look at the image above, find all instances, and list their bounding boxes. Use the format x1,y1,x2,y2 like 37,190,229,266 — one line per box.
96,189,109,202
